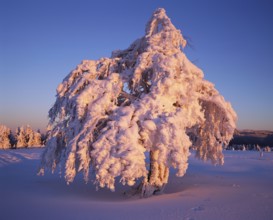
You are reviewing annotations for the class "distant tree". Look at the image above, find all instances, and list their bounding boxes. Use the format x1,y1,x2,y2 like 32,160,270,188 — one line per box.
9,131,17,148
39,8,237,197
256,145,263,157
16,125,43,148
0,124,12,149
25,125,34,146
16,126,27,148
32,129,42,147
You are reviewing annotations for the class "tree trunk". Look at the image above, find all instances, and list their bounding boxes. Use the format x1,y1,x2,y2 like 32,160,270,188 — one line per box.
140,150,169,197
124,150,169,198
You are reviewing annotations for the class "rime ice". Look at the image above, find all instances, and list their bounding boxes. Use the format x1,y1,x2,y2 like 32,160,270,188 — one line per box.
39,8,237,197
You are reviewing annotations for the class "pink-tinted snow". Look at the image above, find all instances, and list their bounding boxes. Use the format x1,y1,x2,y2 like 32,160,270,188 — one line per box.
0,148,273,220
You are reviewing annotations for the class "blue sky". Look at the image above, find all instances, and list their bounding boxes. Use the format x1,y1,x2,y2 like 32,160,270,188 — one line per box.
1,0,273,132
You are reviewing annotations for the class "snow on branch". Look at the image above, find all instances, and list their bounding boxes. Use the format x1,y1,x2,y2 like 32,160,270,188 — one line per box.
39,8,237,194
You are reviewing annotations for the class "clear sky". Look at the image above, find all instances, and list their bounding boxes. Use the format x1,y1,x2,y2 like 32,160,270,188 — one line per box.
1,0,273,132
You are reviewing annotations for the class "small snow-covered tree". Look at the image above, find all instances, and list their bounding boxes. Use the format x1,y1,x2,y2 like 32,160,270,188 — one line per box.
16,126,27,148
28,128,42,147
0,124,12,149
25,125,34,146
33,130,42,147
25,125,37,147
17,125,43,147
9,131,17,148
39,8,237,197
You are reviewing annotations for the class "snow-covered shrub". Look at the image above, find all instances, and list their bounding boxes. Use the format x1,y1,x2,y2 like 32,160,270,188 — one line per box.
39,8,237,197
0,124,12,149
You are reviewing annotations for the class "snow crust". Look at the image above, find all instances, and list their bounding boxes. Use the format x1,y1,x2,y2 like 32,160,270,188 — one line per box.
39,8,237,191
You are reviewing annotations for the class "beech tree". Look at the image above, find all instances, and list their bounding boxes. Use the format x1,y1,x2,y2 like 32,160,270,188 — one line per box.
39,8,237,197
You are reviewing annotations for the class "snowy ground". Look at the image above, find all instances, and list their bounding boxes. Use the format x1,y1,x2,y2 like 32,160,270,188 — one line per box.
0,149,273,220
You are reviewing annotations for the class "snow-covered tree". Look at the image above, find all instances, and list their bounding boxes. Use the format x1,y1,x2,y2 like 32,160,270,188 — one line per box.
256,144,264,157
9,132,17,148
33,130,42,147
16,126,27,148
39,8,237,197
0,124,12,149
16,125,43,148
25,125,34,146
264,146,271,152
25,125,42,147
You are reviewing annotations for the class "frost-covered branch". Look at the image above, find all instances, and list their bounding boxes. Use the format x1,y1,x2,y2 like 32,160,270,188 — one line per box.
39,8,237,196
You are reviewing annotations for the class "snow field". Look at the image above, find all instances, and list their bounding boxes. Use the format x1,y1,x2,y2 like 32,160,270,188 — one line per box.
1,149,273,220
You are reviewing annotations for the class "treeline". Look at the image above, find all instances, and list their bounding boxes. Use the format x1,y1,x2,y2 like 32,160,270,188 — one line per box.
230,129,273,148
0,124,46,149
